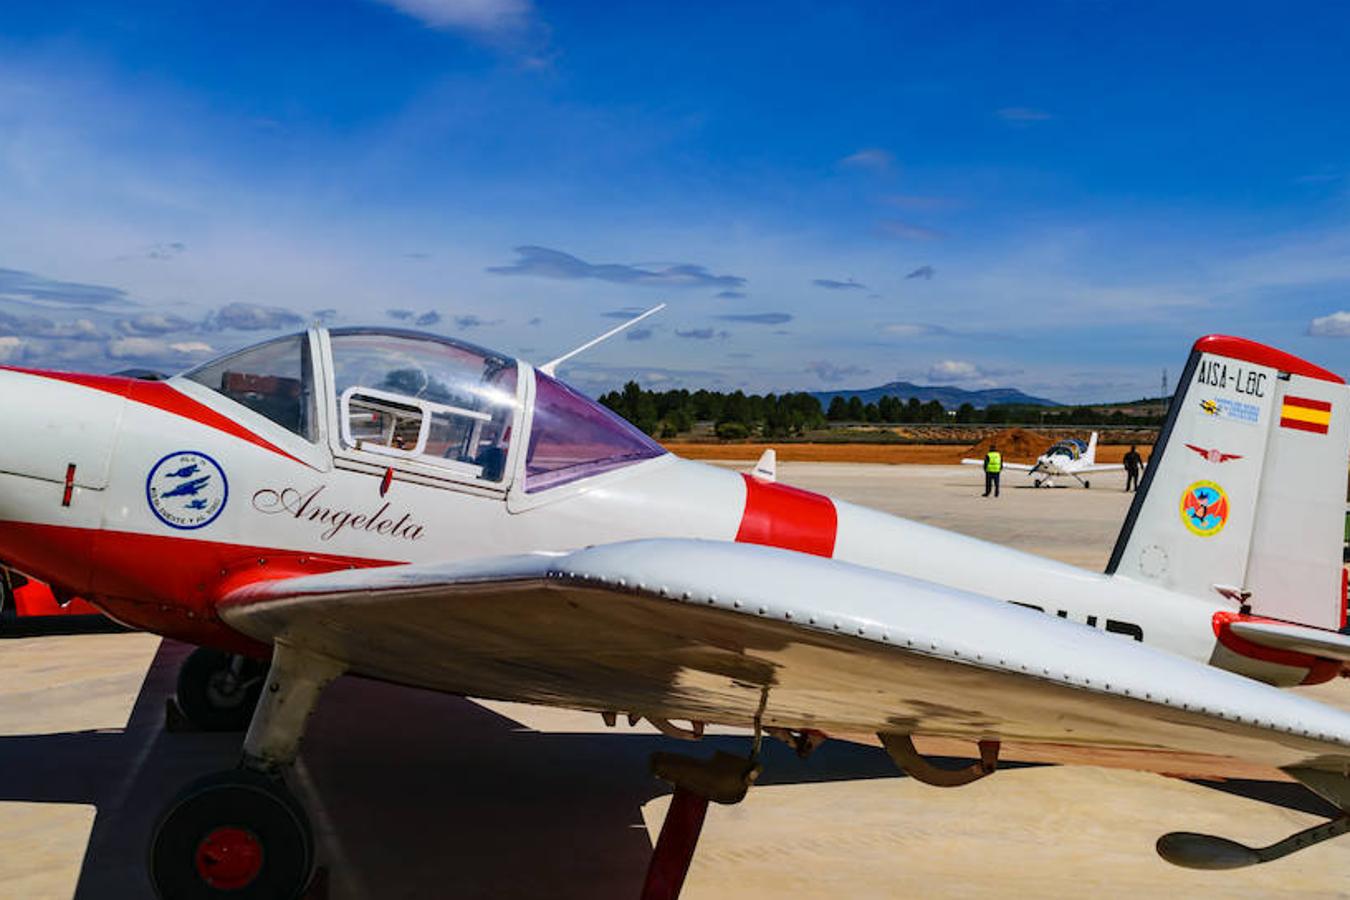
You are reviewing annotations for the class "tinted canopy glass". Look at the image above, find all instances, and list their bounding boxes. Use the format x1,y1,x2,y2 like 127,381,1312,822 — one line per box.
525,372,665,492
184,334,317,441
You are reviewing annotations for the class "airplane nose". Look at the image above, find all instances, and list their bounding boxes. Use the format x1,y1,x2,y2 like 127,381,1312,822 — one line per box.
0,367,125,594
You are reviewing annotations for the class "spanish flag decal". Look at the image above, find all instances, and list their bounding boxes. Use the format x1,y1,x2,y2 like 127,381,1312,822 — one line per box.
1280,395,1332,434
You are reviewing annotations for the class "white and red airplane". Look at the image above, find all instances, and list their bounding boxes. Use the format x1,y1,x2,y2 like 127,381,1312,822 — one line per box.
2,326,1350,898
962,430,1125,488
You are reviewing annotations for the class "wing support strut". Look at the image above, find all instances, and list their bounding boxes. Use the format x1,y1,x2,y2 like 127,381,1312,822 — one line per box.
1158,767,1350,869
879,733,1000,788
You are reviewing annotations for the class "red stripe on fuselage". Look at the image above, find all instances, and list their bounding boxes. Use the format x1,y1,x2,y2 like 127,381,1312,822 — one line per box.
2,367,308,467
0,520,395,654
735,474,837,557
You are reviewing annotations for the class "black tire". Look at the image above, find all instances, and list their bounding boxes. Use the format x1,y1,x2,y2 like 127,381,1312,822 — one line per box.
176,648,266,732
149,769,314,900
1084,480,1091,489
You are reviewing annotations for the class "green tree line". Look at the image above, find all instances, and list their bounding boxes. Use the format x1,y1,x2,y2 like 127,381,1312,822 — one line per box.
600,382,1166,438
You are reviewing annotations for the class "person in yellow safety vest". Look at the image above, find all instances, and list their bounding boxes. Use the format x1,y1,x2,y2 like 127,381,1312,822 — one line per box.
983,443,1002,498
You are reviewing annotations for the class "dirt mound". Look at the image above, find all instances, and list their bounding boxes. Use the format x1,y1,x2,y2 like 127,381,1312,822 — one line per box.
962,428,1053,465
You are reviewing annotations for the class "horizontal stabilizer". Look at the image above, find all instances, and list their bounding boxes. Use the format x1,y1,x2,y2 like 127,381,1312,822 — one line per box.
1229,619,1350,663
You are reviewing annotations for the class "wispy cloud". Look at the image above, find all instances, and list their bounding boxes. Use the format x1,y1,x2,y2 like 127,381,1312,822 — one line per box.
0,267,128,307
386,308,414,321
905,265,935,280
314,308,339,324
146,241,186,260
488,246,746,290
997,106,1053,122
455,314,501,329
626,327,653,341
805,360,871,383
203,302,305,332
370,0,532,34
0,310,106,340
882,322,949,338
838,148,894,172
107,336,213,360
812,278,867,291
415,310,442,326
877,219,944,241
882,195,959,211
0,336,23,363
1309,311,1350,337
715,312,792,325
715,290,746,299
117,312,194,335
675,327,729,340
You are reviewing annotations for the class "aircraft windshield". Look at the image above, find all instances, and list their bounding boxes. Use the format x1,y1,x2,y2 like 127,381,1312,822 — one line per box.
183,333,318,441
525,372,666,492
329,330,518,482
1048,439,1087,459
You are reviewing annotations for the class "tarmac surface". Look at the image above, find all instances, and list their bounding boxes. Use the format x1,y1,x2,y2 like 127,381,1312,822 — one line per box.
4,462,1350,898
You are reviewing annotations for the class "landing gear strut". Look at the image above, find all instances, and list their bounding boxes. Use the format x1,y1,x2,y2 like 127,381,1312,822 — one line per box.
150,642,344,899
174,647,268,732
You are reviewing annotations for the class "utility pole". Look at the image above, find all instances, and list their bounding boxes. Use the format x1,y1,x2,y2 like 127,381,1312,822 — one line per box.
1161,368,1169,414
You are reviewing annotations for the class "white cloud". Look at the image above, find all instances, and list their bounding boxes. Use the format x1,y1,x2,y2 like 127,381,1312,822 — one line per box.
0,335,23,361
372,0,531,33
928,360,982,382
838,148,894,172
1309,311,1350,337
107,337,211,360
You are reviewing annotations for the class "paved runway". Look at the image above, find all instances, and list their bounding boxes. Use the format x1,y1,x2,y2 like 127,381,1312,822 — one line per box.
4,463,1350,898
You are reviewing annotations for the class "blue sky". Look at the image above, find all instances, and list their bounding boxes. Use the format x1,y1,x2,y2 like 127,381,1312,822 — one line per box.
1,1,1348,402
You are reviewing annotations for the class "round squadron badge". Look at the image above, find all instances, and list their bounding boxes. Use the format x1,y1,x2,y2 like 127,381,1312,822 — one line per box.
1180,480,1229,537
146,451,228,530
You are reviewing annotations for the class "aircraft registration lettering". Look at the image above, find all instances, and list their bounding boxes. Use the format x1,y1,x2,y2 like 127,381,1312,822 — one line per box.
1009,601,1143,641
252,485,425,541
1195,359,1267,398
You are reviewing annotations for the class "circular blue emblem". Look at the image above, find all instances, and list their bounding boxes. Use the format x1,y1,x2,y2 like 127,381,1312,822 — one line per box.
146,451,229,530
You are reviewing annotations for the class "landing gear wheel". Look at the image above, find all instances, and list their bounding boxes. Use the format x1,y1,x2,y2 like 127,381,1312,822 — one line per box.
176,648,266,732
1084,480,1091,489
1033,479,1042,488
150,769,314,900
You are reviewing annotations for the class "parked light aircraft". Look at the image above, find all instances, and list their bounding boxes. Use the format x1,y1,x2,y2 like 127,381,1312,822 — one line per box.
3,326,1350,899
962,430,1124,488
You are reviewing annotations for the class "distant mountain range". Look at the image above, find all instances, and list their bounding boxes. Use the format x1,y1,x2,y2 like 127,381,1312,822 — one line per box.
810,381,1060,410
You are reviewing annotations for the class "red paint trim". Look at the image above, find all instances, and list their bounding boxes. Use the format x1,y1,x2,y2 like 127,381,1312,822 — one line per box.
1211,611,1341,685
10,581,99,617
735,474,837,557
2,366,309,467
1192,335,1344,384
641,787,709,900
1284,395,1333,413
61,463,75,507
1280,416,1330,435
0,520,395,653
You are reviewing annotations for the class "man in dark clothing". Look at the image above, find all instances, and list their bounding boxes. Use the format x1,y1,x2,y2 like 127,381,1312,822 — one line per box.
983,443,1002,498
1123,444,1144,492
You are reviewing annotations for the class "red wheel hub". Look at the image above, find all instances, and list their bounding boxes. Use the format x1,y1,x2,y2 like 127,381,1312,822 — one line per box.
194,826,264,889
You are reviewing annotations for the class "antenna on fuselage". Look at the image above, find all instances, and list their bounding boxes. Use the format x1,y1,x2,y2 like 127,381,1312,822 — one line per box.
539,303,666,377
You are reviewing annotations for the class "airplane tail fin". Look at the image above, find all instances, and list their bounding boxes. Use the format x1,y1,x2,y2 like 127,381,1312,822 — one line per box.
1085,431,1099,465
1107,336,1350,630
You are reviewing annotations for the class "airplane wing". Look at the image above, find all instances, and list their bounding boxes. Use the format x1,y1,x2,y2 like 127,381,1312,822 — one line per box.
218,539,1350,782
960,459,1035,471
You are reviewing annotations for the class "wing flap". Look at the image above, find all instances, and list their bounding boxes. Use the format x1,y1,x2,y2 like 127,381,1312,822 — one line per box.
220,539,1350,777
